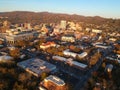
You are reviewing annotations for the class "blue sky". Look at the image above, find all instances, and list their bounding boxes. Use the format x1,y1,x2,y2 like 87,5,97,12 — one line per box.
0,0,120,18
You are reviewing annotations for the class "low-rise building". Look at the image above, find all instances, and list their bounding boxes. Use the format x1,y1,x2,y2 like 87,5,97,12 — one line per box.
63,49,76,58
52,55,88,70
69,60,88,70
77,52,88,58
17,58,56,77
40,41,56,50
0,33,8,39
38,86,47,90
85,28,91,32
61,36,75,42
92,42,112,49
6,30,36,45
53,28,61,35
0,55,13,62
106,56,120,63
40,75,65,90
109,38,117,42
52,55,68,62
63,49,87,58
92,29,102,33
74,32,84,39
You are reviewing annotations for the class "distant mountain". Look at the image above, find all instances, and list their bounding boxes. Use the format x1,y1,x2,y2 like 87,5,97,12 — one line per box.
0,11,108,25
0,11,120,27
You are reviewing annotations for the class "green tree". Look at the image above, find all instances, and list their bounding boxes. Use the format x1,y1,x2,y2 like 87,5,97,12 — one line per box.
13,82,27,90
89,52,101,66
9,48,20,59
18,73,27,83
41,72,48,80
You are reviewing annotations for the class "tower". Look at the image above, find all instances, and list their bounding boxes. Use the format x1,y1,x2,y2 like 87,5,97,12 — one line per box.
60,20,66,30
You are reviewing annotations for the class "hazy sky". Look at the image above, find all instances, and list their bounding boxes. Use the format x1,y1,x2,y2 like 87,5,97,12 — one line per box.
0,0,120,18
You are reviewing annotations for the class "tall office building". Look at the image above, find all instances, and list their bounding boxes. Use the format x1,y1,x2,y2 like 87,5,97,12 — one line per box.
60,20,66,30
3,20,11,27
0,20,10,33
24,23,32,29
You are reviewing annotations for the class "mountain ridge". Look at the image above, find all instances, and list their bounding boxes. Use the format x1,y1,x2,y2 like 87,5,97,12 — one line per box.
0,11,118,26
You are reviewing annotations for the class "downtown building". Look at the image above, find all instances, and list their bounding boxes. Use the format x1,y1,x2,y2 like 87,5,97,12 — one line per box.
5,29,37,45
60,20,67,30
17,58,56,77
39,75,66,90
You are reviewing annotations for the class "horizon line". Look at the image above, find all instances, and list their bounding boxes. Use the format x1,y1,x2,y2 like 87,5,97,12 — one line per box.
0,10,119,19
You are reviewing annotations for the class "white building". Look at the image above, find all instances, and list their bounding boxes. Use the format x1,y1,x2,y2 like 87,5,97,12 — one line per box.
63,49,87,58
77,52,88,58
52,55,68,62
6,30,35,45
52,55,88,69
71,61,88,69
61,36,75,42
63,49,77,58
0,56,13,62
44,75,65,86
60,20,66,29
93,42,111,49
109,38,116,42
92,29,102,33
53,28,61,35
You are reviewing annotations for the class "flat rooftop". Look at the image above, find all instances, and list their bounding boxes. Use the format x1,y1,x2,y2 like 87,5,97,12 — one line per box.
52,55,88,69
44,75,65,86
17,58,56,77
72,61,88,69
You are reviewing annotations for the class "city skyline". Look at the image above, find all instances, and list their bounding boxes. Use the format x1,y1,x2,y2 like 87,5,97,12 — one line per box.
0,0,120,19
